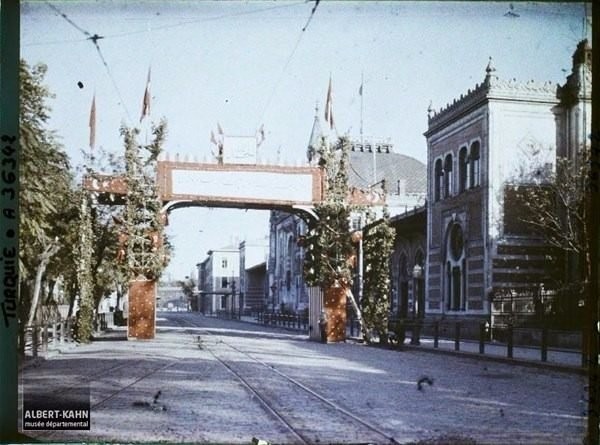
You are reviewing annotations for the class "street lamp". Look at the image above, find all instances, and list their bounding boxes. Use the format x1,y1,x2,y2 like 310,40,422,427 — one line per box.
411,264,423,345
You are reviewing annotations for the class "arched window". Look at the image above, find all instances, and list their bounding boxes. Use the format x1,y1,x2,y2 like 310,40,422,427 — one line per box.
445,223,466,312
397,253,409,318
444,154,453,198
434,159,443,201
413,250,425,318
470,141,480,188
458,146,468,193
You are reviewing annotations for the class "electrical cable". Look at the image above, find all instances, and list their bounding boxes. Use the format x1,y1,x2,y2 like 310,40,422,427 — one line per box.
44,1,133,124
255,1,319,130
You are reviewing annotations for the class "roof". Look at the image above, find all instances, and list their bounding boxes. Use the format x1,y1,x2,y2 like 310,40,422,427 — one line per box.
347,150,426,195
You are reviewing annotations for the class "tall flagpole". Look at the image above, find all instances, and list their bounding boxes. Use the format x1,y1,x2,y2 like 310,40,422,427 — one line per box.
362,73,377,185
360,71,364,145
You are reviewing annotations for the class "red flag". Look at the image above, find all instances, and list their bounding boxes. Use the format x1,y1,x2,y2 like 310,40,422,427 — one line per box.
140,67,151,123
89,94,96,149
210,130,217,145
325,76,334,130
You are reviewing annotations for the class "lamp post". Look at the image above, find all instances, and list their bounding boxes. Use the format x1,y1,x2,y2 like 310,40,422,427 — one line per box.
411,264,423,345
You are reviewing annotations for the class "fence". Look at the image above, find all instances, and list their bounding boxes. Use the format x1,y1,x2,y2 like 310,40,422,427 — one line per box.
383,318,584,367
20,318,75,357
20,312,116,357
255,311,310,331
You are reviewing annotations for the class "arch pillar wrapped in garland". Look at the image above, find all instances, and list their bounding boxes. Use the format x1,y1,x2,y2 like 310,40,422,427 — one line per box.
122,122,168,340
322,284,347,342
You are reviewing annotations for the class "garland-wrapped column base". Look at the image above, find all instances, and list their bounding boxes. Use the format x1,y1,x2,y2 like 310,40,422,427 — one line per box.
323,285,347,342
128,279,156,340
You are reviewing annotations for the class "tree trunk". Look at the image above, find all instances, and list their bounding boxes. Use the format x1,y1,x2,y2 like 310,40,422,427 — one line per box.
26,242,60,327
345,288,370,342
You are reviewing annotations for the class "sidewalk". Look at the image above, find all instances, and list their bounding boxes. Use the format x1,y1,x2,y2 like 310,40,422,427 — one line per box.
236,314,584,373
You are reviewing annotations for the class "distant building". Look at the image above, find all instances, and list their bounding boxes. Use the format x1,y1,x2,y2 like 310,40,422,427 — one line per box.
239,238,269,312
196,245,240,315
157,281,188,311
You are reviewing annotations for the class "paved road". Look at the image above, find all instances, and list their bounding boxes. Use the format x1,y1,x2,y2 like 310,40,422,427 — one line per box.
21,312,587,444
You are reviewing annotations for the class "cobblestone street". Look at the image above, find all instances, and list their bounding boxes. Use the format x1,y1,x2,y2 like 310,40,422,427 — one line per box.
21,312,586,444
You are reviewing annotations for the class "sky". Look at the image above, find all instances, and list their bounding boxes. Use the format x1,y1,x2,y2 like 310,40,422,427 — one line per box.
20,1,591,280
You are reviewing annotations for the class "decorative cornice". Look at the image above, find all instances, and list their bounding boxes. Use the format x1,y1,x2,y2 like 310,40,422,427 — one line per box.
426,60,558,134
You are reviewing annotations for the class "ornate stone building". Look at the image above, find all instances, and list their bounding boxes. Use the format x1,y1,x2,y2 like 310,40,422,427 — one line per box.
424,40,592,325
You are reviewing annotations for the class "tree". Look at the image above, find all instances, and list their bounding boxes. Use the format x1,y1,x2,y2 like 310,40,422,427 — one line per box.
19,60,77,330
504,148,589,328
177,277,196,309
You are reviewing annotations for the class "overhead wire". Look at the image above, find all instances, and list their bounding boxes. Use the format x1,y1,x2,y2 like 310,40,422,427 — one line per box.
44,1,133,124
106,1,305,40
26,1,305,46
255,0,321,130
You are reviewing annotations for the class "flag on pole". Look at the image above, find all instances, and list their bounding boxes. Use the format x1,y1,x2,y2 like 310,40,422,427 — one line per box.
217,122,224,135
210,130,217,145
324,76,334,130
140,66,151,123
256,124,265,147
358,82,363,96
89,94,96,150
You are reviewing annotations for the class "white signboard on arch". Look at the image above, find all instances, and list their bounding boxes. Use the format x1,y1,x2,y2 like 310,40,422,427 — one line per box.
157,161,323,209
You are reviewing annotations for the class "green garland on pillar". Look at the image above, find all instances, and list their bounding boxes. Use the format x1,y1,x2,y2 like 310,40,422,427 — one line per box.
361,208,396,344
302,136,396,344
122,121,168,280
75,193,94,342
304,137,354,289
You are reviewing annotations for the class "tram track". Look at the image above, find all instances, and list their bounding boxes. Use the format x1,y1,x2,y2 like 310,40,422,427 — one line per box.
175,313,400,445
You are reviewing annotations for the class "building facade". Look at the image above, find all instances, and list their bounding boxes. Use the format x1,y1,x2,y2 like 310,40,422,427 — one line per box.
196,246,240,315
390,207,427,319
423,41,592,326
239,238,269,312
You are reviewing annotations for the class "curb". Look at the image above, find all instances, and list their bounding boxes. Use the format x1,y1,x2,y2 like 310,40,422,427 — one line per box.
345,338,586,375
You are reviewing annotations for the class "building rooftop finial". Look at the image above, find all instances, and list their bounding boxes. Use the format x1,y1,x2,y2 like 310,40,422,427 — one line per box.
427,100,434,119
486,56,496,75
315,101,320,117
